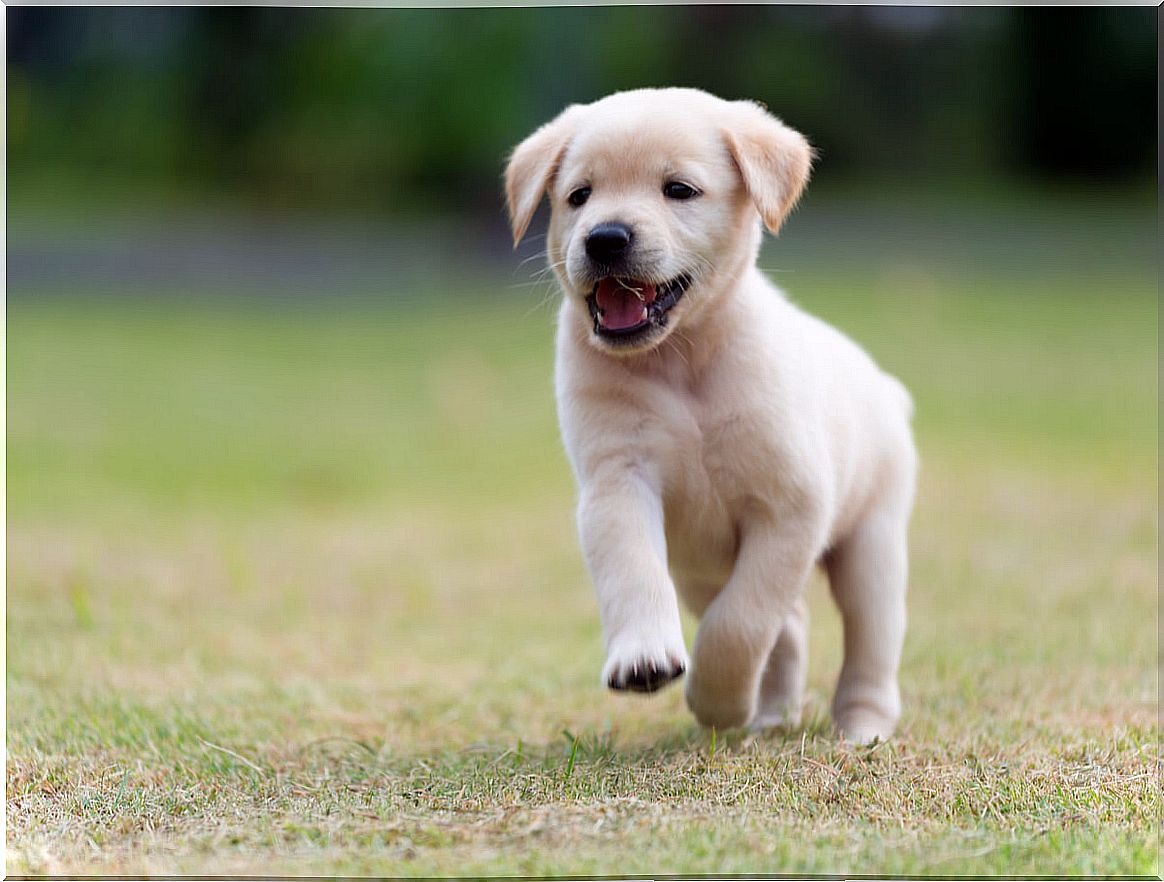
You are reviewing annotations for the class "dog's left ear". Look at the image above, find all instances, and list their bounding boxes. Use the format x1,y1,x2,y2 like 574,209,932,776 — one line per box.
722,101,814,236
505,104,584,247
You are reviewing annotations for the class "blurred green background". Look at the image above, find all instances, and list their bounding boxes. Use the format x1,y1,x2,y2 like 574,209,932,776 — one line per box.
5,6,1156,303
7,6,1157,297
7,7,1156,210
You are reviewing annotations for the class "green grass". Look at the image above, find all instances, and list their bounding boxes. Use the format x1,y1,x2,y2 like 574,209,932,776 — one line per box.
6,256,1158,875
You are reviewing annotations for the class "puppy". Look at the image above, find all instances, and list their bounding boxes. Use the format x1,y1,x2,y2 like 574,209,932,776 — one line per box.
505,88,917,744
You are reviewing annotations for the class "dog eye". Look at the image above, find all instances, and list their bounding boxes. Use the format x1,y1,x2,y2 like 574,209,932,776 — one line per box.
663,181,699,200
567,187,591,207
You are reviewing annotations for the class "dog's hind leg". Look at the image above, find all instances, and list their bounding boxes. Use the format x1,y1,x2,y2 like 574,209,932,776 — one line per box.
826,503,910,745
751,594,809,730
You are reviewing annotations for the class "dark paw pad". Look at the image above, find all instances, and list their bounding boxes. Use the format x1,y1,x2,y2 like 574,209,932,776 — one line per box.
608,656,686,693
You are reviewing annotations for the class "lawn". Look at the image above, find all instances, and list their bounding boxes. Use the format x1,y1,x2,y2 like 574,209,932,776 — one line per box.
6,239,1158,874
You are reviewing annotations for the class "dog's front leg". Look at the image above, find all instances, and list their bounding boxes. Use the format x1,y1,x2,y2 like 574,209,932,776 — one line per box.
578,467,688,693
685,524,817,729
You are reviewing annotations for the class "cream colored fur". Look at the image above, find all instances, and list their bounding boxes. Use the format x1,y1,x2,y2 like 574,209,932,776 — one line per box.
505,88,917,743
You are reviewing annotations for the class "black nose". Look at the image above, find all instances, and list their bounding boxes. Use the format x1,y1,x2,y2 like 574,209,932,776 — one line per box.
585,223,633,263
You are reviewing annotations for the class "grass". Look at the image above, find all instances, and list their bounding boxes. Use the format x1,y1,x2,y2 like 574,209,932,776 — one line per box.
6,240,1159,875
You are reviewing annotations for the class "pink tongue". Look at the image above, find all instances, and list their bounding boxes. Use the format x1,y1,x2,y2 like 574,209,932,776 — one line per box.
595,279,657,330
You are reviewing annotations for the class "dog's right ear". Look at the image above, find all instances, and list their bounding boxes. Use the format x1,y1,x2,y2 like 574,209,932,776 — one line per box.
505,105,583,247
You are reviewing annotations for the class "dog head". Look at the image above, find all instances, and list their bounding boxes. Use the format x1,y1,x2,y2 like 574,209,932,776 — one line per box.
506,88,812,354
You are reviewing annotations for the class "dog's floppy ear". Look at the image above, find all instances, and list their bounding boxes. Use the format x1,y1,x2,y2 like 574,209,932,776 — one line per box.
505,104,584,247
722,101,814,236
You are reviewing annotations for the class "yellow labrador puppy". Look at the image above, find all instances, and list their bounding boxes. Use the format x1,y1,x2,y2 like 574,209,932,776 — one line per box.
505,88,917,744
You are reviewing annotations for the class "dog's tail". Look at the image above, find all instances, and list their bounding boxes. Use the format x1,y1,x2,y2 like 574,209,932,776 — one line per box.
885,373,915,421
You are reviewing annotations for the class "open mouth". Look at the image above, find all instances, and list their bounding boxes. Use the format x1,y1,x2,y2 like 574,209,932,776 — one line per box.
586,274,693,343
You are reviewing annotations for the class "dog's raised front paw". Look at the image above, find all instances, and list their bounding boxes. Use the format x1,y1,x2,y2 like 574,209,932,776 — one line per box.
602,639,688,693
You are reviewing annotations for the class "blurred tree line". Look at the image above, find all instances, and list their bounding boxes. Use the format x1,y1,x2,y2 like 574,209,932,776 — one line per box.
6,6,1156,216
